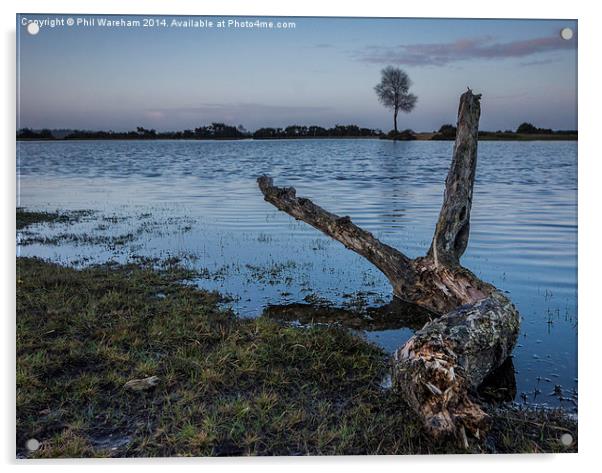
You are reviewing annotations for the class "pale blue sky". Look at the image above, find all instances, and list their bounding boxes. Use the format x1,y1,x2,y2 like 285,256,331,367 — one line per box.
17,15,577,132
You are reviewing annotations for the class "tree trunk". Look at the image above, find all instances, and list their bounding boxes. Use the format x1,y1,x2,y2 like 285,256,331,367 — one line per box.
393,108,399,133
428,89,481,268
256,89,520,440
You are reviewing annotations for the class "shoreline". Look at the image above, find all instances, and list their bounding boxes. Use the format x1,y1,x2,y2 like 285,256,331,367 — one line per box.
17,134,578,143
15,209,578,457
16,254,578,457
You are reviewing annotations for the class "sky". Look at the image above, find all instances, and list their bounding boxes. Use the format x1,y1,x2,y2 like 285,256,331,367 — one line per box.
17,15,578,132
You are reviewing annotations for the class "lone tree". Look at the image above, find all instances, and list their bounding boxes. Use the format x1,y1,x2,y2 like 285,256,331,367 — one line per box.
257,90,520,442
374,66,417,133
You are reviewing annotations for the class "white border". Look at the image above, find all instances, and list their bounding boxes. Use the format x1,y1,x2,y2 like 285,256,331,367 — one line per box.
3,1,600,471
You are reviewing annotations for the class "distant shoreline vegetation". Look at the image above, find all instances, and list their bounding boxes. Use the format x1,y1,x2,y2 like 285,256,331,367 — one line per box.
16,124,382,141
429,122,577,141
17,122,577,141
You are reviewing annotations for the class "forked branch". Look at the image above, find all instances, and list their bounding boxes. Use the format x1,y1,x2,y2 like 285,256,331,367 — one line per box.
255,89,520,440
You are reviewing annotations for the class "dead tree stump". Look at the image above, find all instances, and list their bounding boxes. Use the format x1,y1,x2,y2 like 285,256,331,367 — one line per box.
256,89,520,440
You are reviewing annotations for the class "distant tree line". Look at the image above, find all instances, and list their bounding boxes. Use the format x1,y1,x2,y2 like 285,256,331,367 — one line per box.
16,128,55,140
17,123,383,141
253,124,382,139
515,122,560,135
431,122,577,141
430,124,457,140
17,121,576,141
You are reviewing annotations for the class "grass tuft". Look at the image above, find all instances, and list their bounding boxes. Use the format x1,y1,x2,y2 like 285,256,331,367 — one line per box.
17,208,93,230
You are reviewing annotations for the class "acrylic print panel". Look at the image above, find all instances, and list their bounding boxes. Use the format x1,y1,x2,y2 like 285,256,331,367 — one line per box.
16,14,577,457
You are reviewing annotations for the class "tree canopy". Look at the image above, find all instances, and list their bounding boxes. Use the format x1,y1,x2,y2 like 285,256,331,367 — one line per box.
374,66,417,133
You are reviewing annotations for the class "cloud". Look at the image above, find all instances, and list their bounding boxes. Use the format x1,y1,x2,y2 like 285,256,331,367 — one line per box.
144,110,165,121
314,43,333,48
353,34,576,67
519,58,559,67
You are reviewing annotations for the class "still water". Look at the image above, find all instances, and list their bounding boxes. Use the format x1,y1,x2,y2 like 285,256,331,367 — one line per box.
17,139,577,410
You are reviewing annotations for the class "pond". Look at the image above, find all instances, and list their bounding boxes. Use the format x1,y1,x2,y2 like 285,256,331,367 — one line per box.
16,138,577,410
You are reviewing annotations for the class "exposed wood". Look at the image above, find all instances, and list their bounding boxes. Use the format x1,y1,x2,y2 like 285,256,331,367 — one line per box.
256,89,520,440
428,89,482,267
257,178,493,315
393,292,519,437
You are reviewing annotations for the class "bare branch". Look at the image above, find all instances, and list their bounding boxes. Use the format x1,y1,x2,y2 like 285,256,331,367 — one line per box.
257,176,417,292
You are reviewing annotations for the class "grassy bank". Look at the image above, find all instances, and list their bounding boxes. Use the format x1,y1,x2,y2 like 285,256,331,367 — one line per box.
16,256,576,457
16,209,577,457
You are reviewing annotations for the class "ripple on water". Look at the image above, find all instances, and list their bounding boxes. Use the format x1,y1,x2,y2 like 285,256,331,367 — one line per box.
17,139,577,410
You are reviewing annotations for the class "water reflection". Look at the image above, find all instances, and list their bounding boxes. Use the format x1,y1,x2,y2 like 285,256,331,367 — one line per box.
17,139,577,410
478,358,517,404
263,297,433,332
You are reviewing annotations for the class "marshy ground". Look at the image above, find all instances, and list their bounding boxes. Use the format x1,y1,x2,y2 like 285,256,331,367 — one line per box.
16,209,577,457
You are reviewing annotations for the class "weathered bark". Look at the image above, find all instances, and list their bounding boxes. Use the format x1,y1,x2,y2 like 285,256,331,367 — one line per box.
393,292,519,438
256,89,520,440
428,89,481,267
257,177,493,315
